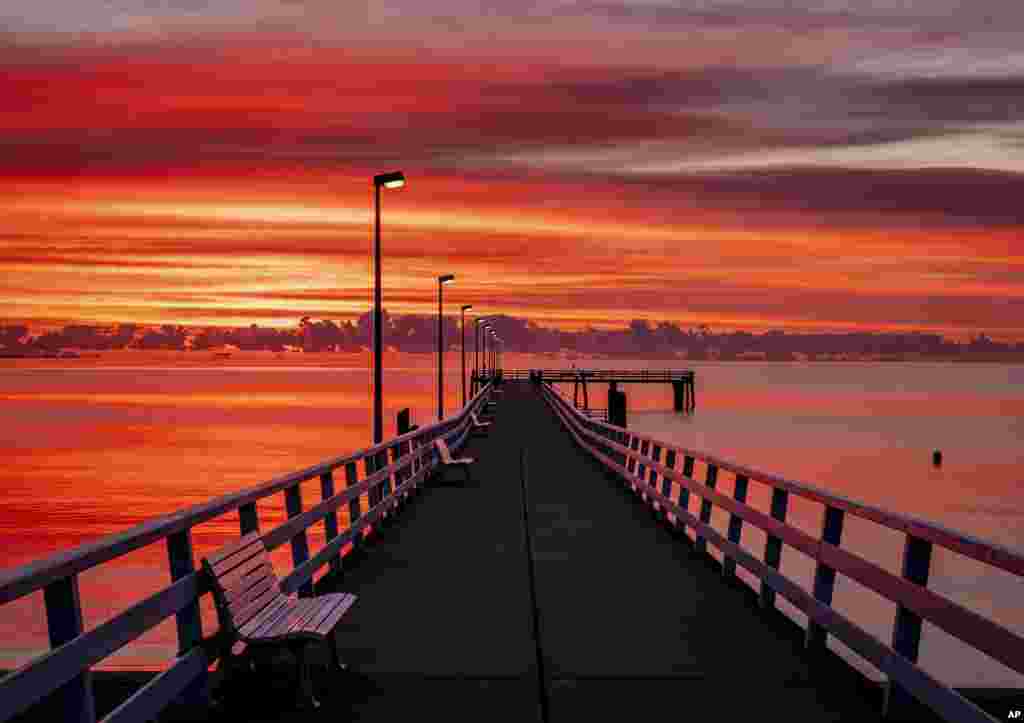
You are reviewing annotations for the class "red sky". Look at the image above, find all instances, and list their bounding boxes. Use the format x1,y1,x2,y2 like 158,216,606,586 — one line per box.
2,4,1023,339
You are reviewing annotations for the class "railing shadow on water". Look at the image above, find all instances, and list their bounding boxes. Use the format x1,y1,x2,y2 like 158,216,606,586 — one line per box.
0,383,494,723
538,379,1024,723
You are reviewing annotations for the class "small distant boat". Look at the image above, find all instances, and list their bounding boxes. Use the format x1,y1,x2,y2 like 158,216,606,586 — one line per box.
214,351,232,359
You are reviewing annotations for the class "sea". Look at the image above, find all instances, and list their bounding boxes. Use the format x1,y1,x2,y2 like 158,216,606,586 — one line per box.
0,353,1021,689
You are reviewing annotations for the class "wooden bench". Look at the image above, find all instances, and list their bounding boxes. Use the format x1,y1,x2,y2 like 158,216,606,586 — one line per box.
470,411,491,435
201,532,357,710
435,438,473,483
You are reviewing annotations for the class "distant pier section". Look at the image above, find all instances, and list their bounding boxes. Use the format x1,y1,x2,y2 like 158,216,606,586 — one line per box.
501,368,696,422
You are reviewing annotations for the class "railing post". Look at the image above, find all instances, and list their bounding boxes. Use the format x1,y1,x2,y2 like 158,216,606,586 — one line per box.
284,485,313,598
660,449,676,524
694,464,718,555
320,471,342,577
646,443,661,511
883,535,933,719
760,488,788,609
806,505,844,652
345,461,363,559
677,455,695,536
43,575,96,723
166,529,208,707
238,502,259,536
722,474,748,580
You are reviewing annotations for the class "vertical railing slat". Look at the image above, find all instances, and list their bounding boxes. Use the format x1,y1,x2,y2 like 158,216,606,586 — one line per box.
661,449,677,525
43,575,96,723
806,505,845,652
345,461,363,559
166,529,208,706
238,502,259,536
677,455,695,537
883,535,933,719
760,488,788,609
320,471,342,577
284,485,313,598
722,474,749,579
695,464,718,555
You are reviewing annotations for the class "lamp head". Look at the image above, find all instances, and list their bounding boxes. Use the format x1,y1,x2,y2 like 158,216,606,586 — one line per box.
461,304,473,311
373,171,406,189
439,274,455,285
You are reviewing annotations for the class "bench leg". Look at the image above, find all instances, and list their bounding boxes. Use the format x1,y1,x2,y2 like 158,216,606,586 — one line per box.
329,633,347,672
291,642,320,710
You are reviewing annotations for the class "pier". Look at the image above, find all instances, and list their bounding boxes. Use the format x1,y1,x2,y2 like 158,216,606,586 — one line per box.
1,377,1022,722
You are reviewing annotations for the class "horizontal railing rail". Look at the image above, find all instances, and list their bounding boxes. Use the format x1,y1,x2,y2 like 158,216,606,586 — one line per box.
539,380,1021,723
0,382,493,723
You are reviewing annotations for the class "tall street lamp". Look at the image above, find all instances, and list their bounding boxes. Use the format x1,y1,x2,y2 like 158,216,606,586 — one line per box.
437,274,455,420
371,170,405,444
460,304,473,407
481,323,491,378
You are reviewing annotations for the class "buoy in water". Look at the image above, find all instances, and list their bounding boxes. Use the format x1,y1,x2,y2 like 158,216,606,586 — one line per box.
932,450,943,467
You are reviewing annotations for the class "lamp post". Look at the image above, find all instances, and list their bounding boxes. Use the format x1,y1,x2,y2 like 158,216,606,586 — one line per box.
437,274,455,420
481,324,490,379
460,304,473,407
371,171,405,444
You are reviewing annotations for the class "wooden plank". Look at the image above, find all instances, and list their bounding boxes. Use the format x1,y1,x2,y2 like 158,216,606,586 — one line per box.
0,573,202,723
694,464,718,555
237,596,291,639
100,648,208,723
313,594,357,636
807,505,845,652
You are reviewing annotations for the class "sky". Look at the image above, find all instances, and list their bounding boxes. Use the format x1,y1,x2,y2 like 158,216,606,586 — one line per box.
2,0,1023,339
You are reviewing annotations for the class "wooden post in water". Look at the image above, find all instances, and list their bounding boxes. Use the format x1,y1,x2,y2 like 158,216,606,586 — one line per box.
694,464,718,555
284,485,313,598
43,576,96,723
883,535,933,720
806,505,844,652
760,488,788,609
673,380,685,412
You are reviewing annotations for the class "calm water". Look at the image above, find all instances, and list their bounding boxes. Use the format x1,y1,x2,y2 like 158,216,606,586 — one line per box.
0,355,1021,687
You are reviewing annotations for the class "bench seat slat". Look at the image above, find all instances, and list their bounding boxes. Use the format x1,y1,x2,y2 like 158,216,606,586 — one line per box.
237,595,291,639
259,599,316,639
313,594,357,636
304,594,348,634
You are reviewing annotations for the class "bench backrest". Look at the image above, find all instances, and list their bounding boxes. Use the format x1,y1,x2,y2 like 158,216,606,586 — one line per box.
435,438,454,463
201,532,283,635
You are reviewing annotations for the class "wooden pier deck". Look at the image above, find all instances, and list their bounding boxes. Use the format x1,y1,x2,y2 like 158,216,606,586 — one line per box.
173,382,899,721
